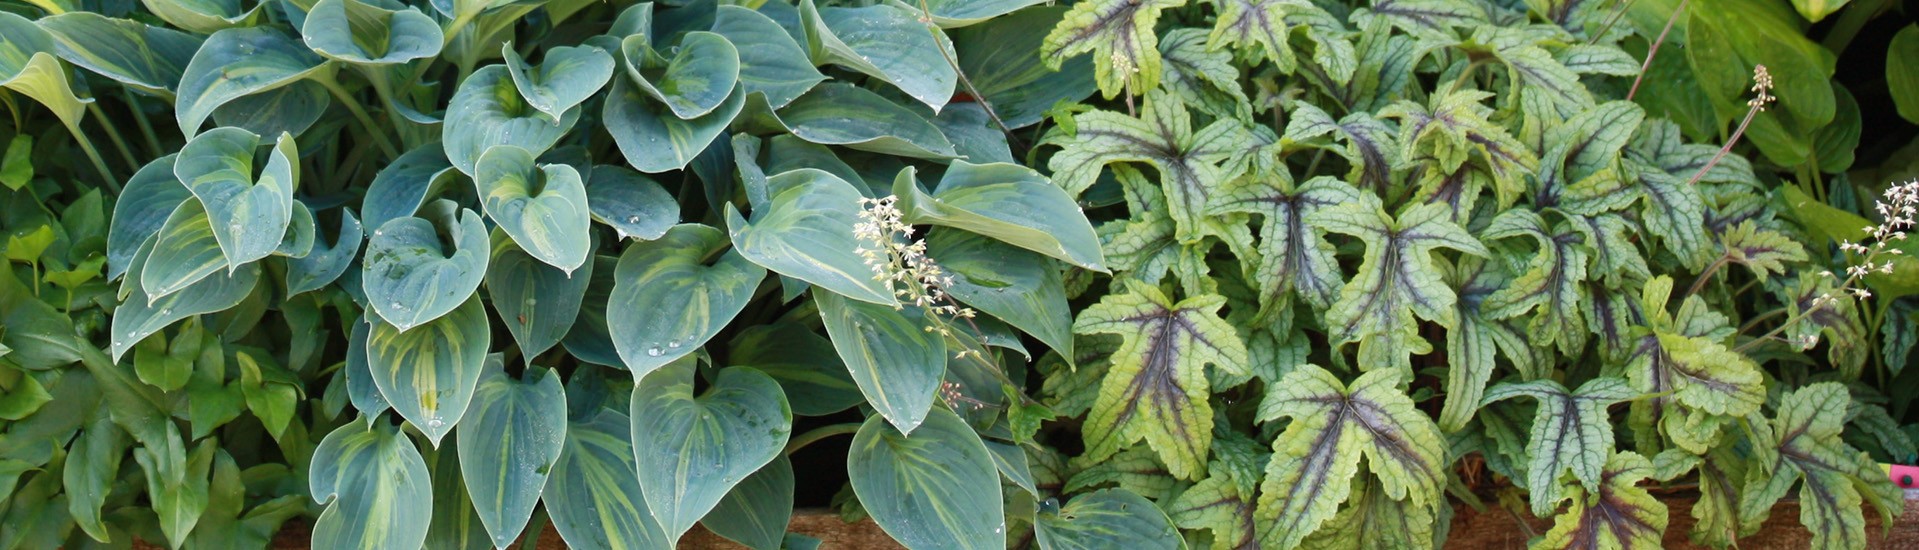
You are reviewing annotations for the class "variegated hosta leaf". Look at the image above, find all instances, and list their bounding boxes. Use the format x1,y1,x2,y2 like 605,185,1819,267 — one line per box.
1380,90,1539,201
138,0,264,33
928,229,1075,360
485,228,590,359
286,209,363,296
1534,451,1667,549
560,256,625,369
1041,0,1182,98
443,65,582,176
0,14,90,130
951,6,1099,128
456,363,566,549
604,78,745,173
474,145,591,273
1281,103,1399,194
1719,221,1807,282
1208,175,1360,327
366,295,490,447
503,44,613,120
724,169,894,305
1480,209,1590,356
895,161,1106,271
362,202,489,331
1255,365,1445,550
310,420,432,550
728,322,863,417
1481,377,1635,517
39,12,201,96
816,290,946,434
1048,90,1256,241
583,165,677,242
299,0,442,65
174,27,326,137
600,223,760,376
173,127,298,272
630,365,791,544
904,0,1048,27
111,238,259,362
362,143,456,234
1073,279,1248,480
543,409,673,550
847,407,1003,550
1741,383,1904,550
702,456,794,550
754,82,956,159
710,5,825,110
799,0,957,112
109,155,192,280
1309,201,1490,371
623,31,739,120
1035,488,1184,550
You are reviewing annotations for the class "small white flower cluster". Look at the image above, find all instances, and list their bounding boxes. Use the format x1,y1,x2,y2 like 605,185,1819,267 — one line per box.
1813,180,1919,307
1747,65,1775,111
854,196,979,331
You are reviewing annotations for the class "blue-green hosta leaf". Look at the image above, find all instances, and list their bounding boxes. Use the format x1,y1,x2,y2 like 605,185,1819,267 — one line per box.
703,456,794,550
724,169,894,305
138,0,263,33
928,229,1074,360
1047,90,1256,242
1254,365,1445,550
174,127,298,271
363,143,457,233
1037,488,1183,550
624,32,739,120
1310,201,1489,371
109,155,191,281
346,318,391,416
728,323,863,417
444,65,582,176
984,441,1038,497
950,6,1097,128
1074,279,1248,480
210,76,331,139
585,165,678,241
604,78,744,173
561,256,625,369
762,83,957,159
608,224,765,378
543,409,673,550
896,162,1105,271
287,209,363,296
1535,451,1667,549
112,238,259,362
799,0,957,112
39,12,202,95
276,200,319,259
1481,377,1635,517
310,420,432,550
174,27,327,138
1041,0,1182,98
475,145,591,273
366,295,490,446
848,407,1003,550
1741,384,1903,550
300,0,442,65
486,230,591,359
504,44,614,120
457,363,567,549
423,430,492,550
362,203,489,331
1209,175,1360,327
1480,209,1589,356
816,290,946,433
899,0,1047,27
631,365,791,543
710,5,825,109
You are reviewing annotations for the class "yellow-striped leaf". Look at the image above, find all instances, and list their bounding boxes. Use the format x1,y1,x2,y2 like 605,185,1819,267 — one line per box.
1036,488,1183,550
112,235,259,363
475,145,591,273
366,295,490,446
309,419,432,550
608,224,764,378
847,407,1003,550
443,65,581,176
174,27,326,138
724,169,894,305
543,409,673,550
604,77,744,174
457,361,567,548
631,365,791,543
174,127,298,271
362,202,488,331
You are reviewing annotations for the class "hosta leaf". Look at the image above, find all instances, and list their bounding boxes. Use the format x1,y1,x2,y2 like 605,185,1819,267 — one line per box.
1893,25,1919,124
1036,488,1184,550
138,201,227,301
543,409,673,550
175,127,298,271
366,296,490,447
608,224,764,378
286,209,362,296
710,5,825,109
561,256,625,369
901,0,1047,27
584,165,678,241
111,239,259,362
210,80,331,138
1742,383,1903,550
0,15,89,128
1534,451,1667,549
504,44,614,120
1719,220,1806,283
703,456,795,550
485,230,590,359
725,169,894,305
895,161,1105,271
1480,209,1589,355
1255,365,1445,550
1048,90,1255,241
759,82,957,159
310,420,432,550
175,27,326,138
816,290,945,433
847,407,1003,550
362,143,456,234
800,0,957,112
728,323,863,417
604,78,744,173
1074,279,1248,480
474,145,591,273
108,155,191,281
346,318,390,416
362,203,489,331
444,65,582,176
1310,201,1489,371
457,363,567,549
1209,175,1360,326
928,229,1074,360
952,6,1098,128
138,0,263,33
39,12,201,95
624,31,740,120
300,0,442,65
631,365,791,543
1481,377,1635,516
423,432,491,550
1041,0,1181,98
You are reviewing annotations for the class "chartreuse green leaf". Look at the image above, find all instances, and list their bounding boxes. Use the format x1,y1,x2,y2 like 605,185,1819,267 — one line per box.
1041,0,1181,98
1741,383,1903,550
174,128,298,271
848,407,1003,550
1209,176,1360,328
1535,451,1667,549
109,155,191,280
475,145,591,273
1480,209,1589,356
1282,104,1397,193
0,13,91,129
1380,91,1538,202
1074,279,1247,480
287,209,363,296
585,165,678,241
604,78,745,173
1205,0,1308,71
1298,474,1437,549
504,43,614,120
310,419,432,550
631,364,791,543
362,202,489,331
799,0,957,112
728,322,863,417
444,65,582,176
1036,488,1184,550
1891,25,1919,124
725,169,894,305
486,229,591,359
816,290,946,433
951,6,1097,128
39,12,202,95
1438,257,1533,433
607,224,764,378
544,409,674,550
895,162,1105,271
366,295,490,446
236,351,301,441
112,238,260,362
1719,220,1807,283
703,456,795,550
1255,365,1445,550
1310,201,1489,371
175,27,327,137
457,362,567,549
754,82,958,159
624,31,740,120
927,229,1074,360
300,0,443,65
363,143,457,233
711,5,825,109
1046,90,1253,241
1481,377,1635,517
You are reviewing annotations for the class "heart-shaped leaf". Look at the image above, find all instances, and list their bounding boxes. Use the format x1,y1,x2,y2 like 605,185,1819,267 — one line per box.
816,290,946,434
500,43,614,121
710,5,825,109
728,322,864,416
286,209,363,296
457,362,567,549
39,12,202,96
543,409,674,550
444,65,582,176
362,143,457,233
608,224,765,378
724,169,894,305
473,145,591,272
345,317,391,417
604,78,744,173
109,155,191,281
139,0,264,33
366,295,490,446
631,365,792,543
1035,488,1183,550
799,0,957,112
760,83,957,159
362,202,488,331
584,165,678,241
175,27,327,137
896,161,1105,271
139,199,231,302
485,228,591,359
926,228,1073,359
624,31,740,119
847,407,1002,549
702,455,795,550
309,419,432,550
560,255,626,369
174,127,298,271
300,0,442,65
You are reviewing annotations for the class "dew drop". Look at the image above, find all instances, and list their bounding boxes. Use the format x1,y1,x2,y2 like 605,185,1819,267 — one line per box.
646,347,663,357
425,417,445,429
667,340,681,349
627,215,640,224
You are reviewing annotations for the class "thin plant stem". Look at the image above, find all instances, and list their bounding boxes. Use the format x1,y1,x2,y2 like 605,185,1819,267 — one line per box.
122,88,163,157
85,103,140,171
1446,59,1486,97
784,423,863,455
1627,0,1688,101
915,0,1022,150
1587,0,1638,45
314,77,401,159
1683,256,1730,301
1685,100,1760,188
